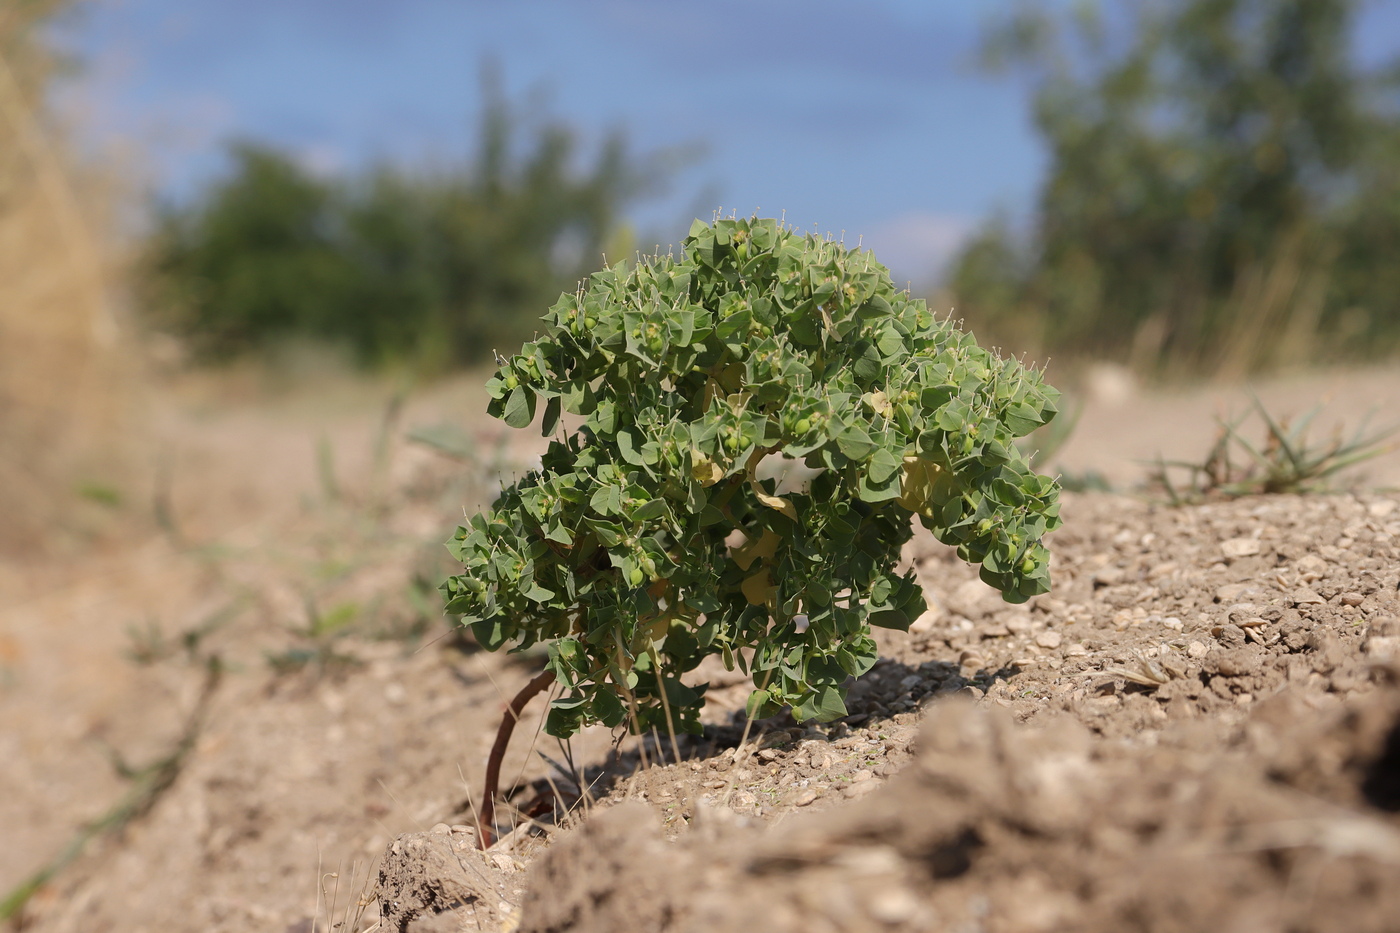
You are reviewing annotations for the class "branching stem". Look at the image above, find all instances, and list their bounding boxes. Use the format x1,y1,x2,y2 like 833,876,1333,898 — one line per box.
479,668,556,849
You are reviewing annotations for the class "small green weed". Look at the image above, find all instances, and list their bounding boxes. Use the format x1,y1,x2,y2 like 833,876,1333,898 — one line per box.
77,481,123,508
1147,397,1398,503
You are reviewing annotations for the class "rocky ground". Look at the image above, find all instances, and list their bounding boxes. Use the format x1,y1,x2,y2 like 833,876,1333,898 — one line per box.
2,364,1399,933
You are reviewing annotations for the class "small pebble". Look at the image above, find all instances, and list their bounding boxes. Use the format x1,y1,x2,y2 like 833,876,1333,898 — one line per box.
1035,631,1062,649
1295,555,1329,578
1225,603,1259,622
1093,565,1125,586
794,788,818,806
1340,592,1365,607
843,781,880,799
1365,636,1399,661
1293,588,1326,606
430,822,451,835
1187,641,1208,659
450,824,475,836
867,886,920,925
1220,537,1261,558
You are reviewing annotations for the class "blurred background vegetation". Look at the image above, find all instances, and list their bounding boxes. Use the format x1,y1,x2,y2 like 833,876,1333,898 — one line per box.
128,0,1400,380
0,0,134,555
944,0,1400,378
143,71,693,372
4,0,1400,557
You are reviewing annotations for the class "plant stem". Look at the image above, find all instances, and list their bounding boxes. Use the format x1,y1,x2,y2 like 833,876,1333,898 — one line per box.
479,668,556,849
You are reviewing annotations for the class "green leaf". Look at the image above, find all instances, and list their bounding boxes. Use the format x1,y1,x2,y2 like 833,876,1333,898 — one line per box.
745,688,773,720
544,518,573,545
546,696,588,738
589,484,624,516
541,395,563,436
794,685,847,722
867,447,902,484
562,379,597,415
502,386,535,429
522,581,556,603
630,498,669,521
617,428,645,466
591,689,626,728
835,425,876,459
585,517,624,546
857,470,902,503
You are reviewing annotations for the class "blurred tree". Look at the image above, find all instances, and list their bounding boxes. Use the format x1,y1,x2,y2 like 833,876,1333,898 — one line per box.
947,0,1400,375
145,73,689,369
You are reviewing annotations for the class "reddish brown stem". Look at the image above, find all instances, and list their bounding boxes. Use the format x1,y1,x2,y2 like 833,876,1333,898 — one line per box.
479,668,556,848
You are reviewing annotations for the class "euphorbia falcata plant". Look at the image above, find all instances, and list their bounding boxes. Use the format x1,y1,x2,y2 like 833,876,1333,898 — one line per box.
442,216,1061,840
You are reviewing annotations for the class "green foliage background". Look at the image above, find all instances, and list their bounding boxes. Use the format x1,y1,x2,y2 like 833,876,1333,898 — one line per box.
143,77,685,369
441,217,1061,738
946,0,1400,375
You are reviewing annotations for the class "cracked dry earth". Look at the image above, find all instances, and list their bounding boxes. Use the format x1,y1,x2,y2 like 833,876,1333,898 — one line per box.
9,487,1400,932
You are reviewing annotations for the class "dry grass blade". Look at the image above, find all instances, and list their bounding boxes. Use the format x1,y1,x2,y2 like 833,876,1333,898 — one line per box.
0,4,136,558
1100,649,1176,687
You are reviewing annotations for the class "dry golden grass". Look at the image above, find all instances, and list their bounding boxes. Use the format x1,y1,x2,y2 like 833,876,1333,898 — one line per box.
0,1,138,559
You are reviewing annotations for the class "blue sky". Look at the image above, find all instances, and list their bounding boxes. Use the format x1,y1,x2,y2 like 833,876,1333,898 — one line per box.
53,0,1400,285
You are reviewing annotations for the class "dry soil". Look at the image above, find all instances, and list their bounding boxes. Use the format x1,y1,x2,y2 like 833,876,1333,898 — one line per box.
2,363,1399,933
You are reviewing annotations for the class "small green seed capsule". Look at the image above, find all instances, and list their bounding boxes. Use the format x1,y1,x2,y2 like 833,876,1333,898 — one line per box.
793,418,811,435
504,374,519,390
629,567,645,586
1020,557,1036,574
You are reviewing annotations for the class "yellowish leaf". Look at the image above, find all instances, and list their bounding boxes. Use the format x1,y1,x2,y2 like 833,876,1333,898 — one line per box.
863,390,893,418
732,528,780,571
897,455,956,513
754,490,798,521
741,569,776,606
691,449,723,486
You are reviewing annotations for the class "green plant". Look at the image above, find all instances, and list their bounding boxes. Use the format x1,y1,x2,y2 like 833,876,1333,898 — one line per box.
1146,397,1399,502
442,215,1061,752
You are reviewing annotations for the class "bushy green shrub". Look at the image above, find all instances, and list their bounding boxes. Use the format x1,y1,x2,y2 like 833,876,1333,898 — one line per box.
442,216,1061,738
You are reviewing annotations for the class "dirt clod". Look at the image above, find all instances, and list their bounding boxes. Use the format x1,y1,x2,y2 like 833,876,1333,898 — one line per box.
521,683,1400,933
375,831,520,933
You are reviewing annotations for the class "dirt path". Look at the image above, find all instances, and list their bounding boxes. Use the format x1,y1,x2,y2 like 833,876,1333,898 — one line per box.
2,364,1398,932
